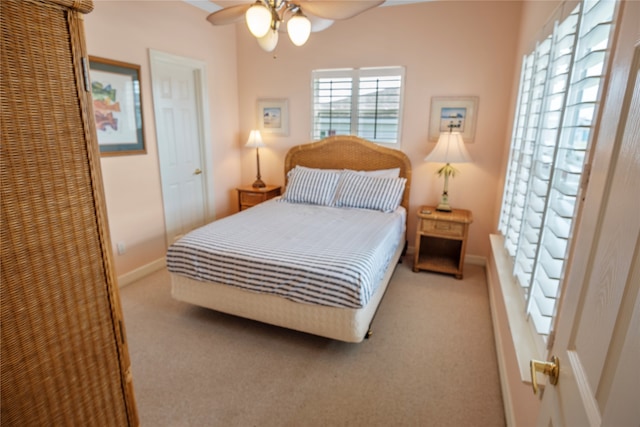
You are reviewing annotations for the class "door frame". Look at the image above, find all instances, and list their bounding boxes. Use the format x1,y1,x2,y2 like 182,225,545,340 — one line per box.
149,49,215,247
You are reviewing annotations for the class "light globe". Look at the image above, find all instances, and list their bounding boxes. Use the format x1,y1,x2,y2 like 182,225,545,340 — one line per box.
287,12,311,46
245,3,271,38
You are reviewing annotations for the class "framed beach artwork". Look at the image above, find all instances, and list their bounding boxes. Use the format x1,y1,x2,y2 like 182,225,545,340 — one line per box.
429,96,479,142
256,98,289,136
89,56,146,156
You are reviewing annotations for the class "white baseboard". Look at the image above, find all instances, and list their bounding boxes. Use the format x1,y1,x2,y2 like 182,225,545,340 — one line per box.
117,257,166,288
466,254,486,266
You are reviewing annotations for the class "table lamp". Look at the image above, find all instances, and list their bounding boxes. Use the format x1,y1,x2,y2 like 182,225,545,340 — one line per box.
246,130,266,188
424,129,472,212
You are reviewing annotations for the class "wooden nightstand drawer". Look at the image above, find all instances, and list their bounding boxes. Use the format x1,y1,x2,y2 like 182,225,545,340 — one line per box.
236,185,281,211
421,219,464,238
240,191,267,205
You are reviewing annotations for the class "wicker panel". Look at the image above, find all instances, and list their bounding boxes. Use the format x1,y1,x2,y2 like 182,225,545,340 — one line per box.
1,0,132,425
44,0,94,13
284,135,413,213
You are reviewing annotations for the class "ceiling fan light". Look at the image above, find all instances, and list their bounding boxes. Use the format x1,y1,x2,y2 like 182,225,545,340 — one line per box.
257,28,279,52
246,3,271,38
287,12,311,46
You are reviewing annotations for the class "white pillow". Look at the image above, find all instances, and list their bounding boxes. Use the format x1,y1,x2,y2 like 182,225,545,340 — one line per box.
352,168,401,179
334,171,406,213
281,166,341,206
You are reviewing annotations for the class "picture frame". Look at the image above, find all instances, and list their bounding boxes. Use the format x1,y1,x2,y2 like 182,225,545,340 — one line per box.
429,96,479,142
256,98,289,136
88,56,146,156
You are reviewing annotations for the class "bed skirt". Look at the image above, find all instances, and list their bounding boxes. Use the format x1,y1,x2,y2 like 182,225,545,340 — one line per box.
170,241,404,343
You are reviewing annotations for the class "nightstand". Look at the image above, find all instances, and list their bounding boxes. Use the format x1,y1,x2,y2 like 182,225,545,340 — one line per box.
413,205,473,279
237,185,281,211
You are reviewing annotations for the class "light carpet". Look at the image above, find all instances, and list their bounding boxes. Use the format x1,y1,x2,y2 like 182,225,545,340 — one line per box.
119,260,505,426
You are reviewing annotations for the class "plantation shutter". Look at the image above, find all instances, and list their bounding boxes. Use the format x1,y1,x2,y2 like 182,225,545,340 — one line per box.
357,68,404,143
312,69,353,139
498,0,618,340
498,54,535,251
311,67,404,144
503,37,551,263
527,0,617,336
515,9,580,298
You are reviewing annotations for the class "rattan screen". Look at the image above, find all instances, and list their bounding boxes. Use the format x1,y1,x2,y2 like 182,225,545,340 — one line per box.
1,0,136,424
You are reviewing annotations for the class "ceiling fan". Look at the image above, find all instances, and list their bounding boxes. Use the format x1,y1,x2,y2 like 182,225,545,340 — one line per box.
206,0,385,52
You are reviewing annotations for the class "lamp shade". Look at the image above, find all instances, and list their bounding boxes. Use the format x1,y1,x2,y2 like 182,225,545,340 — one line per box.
245,3,271,38
246,130,265,148
287,12,311,46
424,131,472,164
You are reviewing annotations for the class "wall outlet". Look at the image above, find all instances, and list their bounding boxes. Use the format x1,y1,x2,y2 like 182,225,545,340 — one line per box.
116,242,126,255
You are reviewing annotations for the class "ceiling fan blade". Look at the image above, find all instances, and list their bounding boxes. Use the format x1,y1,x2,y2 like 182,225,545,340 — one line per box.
309,15,334,32
297,0,384,20
206,3,251,25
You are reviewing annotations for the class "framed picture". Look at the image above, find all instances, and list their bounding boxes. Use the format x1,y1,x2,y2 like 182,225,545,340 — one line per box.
256,98,289,136
429,96,479,142
88,56,146,156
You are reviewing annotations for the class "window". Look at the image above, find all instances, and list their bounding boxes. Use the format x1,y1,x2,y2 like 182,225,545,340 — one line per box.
311,67,405,144
498,0,618,342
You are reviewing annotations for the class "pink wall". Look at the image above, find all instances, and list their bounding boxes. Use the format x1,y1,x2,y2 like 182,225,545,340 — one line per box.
236,1,523,259
84,1,241,277
82,1,542,274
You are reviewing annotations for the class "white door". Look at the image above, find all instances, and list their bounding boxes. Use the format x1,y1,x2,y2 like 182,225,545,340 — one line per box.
150,51,210,245
535,45,640,425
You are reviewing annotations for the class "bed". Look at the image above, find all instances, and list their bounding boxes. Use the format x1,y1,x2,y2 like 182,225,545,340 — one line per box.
167,135,412,343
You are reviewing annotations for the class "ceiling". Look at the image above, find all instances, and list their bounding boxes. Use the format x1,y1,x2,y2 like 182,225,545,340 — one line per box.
184,0,431,14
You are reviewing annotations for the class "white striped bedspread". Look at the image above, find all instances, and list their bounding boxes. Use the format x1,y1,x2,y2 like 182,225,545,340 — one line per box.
166,200,406,309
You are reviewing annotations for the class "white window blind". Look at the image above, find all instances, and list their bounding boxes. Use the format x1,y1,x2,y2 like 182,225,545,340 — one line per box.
498,0,618,341
311,67,404,144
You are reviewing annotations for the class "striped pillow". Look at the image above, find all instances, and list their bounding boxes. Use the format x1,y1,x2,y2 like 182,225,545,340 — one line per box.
334,171,406,213
281,166,342,206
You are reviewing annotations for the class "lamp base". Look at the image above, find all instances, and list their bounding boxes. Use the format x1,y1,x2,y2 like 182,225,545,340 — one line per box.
252,179,266,188
436,191,452,212
436,202,452,212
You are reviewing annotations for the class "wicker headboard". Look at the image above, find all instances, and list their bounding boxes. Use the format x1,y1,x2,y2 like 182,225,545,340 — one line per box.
284,135,412,213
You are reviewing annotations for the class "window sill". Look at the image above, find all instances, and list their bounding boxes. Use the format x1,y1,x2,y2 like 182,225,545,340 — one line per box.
488,234,545,384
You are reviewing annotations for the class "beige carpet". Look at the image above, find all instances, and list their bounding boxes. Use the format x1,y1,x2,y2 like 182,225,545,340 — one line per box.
120,259,505,426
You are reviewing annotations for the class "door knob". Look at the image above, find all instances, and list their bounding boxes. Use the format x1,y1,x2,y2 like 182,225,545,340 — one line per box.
194,168,202,175
530,355,559,395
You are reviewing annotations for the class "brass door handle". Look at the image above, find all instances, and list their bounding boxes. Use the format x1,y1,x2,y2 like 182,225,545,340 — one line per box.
194,168,202,175
530,355,559,395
